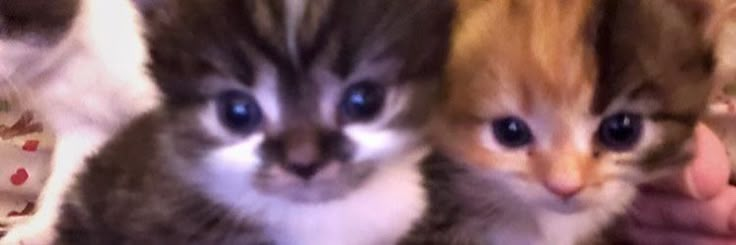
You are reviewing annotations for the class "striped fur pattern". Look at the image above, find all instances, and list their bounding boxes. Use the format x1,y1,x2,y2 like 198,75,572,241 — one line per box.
55,0,454,244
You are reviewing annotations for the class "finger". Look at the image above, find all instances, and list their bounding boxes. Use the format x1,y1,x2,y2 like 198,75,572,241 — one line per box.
632,187,736,236
647,123,731,200
625,223,736,245
686,124,732,199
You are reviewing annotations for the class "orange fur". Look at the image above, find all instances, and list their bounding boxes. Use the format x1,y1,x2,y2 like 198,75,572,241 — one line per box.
438,0,601,192
418,0,717,243
434,0,716,206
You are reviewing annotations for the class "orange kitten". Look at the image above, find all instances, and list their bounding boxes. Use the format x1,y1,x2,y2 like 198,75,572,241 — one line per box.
403,0,717,244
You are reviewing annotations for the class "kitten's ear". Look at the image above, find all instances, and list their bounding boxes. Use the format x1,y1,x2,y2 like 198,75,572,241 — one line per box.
711,2,736,99
666,0,736,100
591,0,719,115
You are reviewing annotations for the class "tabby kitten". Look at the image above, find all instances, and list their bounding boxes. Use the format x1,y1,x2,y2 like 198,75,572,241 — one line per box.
0,0,158,244
403,0,717,244
54,0,453,244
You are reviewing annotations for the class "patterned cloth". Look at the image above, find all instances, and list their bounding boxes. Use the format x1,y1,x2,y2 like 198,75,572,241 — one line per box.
0,100,54,228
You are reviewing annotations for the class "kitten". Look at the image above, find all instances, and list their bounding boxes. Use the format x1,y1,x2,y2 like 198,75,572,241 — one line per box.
54,0,454,244
402,0,717,244
0,0,159,244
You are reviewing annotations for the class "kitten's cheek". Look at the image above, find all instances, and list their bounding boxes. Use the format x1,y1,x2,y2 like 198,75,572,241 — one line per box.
343,126,417,163
205,134,266,172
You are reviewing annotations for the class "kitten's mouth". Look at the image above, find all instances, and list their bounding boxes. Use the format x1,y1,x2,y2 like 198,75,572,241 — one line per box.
537,197,586,214
254,161,373,203
525,192,592,214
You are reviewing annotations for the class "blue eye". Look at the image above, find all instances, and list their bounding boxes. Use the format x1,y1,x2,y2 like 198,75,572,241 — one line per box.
597,112,643,151
217,91,262,132
340,81,386,122
492,116,533,148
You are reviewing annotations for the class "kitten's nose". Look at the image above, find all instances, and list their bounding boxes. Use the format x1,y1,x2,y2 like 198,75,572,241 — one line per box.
282,128,323,180
542,149,587,200
543,179,583,200
283,161,326,180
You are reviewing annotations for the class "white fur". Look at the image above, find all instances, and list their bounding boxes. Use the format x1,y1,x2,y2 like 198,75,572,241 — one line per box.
535,181,637,245
0,0,159,244
344,126,415,163
195,146,428,245
204,123,266,173
252,65,282,126
485,173,638,245
267,148,427,245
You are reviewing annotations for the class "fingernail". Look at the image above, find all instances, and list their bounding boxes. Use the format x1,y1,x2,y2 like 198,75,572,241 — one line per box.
684,165,704,200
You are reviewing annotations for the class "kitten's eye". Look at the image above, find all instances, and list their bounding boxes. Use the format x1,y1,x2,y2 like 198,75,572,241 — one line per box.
340,81,386,122
492,117,533,148
216,91,263,132
597,113,643,151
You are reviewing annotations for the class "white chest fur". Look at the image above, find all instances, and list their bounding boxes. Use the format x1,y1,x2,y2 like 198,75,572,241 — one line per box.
536,209,613,245
488,210,615,245
487,187,637,245
260,149,428,245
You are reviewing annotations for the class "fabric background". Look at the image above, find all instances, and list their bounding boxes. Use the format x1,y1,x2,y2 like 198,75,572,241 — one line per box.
0,99,54,229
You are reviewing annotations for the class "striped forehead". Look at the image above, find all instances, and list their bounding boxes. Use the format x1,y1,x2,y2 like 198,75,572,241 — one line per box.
147,0,450,111
243,0,338,73
448,0,599,117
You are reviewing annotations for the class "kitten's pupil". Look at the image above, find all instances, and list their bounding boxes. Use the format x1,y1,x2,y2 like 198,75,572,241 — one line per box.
492,117,533,148
597,113,643,151
217,90,262,133
340,81,385,122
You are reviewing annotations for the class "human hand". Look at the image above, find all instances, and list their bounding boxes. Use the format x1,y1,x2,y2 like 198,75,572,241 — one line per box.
624,123,736,245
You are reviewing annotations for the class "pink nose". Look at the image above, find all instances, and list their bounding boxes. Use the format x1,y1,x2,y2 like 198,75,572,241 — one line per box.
544,182,583,200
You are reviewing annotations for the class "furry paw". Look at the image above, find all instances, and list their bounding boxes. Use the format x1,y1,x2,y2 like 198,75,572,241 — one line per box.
0,218,55,245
